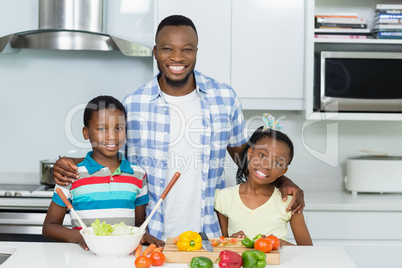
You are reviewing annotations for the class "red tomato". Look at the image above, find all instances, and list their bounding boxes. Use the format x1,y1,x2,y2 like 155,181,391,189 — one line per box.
266,235,280,250
135,255,151,268
254,238,273,253
149,251,166,266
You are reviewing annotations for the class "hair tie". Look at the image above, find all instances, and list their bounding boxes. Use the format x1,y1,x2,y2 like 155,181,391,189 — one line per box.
262,113,283,131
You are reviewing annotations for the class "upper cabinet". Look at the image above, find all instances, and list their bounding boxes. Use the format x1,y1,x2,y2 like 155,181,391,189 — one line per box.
155,0,305,111
231,0,305,110
155,0,231,85
304,0,402,121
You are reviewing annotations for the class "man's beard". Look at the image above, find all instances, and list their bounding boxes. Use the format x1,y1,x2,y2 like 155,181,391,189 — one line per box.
157,62,193,88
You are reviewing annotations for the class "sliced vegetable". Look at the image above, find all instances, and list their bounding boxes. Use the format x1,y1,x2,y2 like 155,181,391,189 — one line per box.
229,238,238,245
189,256,214,268
176,231,202,251
211,238,218,247
216,250,243,268
219,236,228,245
242,250,267,268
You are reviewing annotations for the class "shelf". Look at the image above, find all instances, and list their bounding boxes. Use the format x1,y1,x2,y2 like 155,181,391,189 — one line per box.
314,38,402,44
306,112,402,121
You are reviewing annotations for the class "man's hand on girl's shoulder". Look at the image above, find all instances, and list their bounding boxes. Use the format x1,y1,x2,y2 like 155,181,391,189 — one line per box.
277,176,305,214
53,157,80,185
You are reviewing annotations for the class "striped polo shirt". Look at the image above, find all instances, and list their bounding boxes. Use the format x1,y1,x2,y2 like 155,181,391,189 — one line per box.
52,152,149,228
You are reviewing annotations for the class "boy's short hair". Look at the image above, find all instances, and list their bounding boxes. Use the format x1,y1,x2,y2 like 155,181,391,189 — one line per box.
83,95,126,127
155,15,198,42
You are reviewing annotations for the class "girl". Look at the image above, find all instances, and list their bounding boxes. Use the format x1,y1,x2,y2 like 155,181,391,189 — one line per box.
215,114,312,246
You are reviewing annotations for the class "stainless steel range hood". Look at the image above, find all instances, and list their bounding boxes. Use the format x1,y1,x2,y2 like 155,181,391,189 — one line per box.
0,0,152,56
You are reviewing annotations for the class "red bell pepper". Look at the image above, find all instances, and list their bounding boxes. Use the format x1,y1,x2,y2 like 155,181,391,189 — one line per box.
216,250,243,268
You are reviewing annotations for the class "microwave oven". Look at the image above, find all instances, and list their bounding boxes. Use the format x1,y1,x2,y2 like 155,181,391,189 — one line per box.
315,51,402,112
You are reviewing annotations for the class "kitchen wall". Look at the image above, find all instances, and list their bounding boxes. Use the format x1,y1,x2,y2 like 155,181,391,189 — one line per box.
1,0,402,191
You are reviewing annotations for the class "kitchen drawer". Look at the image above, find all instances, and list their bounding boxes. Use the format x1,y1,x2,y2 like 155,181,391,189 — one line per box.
306,211,402,240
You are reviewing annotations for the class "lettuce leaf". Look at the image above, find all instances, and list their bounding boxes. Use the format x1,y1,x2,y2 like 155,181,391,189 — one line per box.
90,219,133,236
110,221,134,236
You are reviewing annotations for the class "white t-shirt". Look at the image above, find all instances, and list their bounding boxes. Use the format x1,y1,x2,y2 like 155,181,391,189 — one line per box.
161,90,203,241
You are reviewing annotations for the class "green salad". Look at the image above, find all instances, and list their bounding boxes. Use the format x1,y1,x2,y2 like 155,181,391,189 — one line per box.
90,219,134,236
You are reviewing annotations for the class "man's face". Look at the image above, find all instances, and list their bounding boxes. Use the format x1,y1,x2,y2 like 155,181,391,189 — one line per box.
154,25,198,89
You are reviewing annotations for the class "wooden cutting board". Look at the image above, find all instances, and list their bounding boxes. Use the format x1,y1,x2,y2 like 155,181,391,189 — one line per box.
163,237,280,264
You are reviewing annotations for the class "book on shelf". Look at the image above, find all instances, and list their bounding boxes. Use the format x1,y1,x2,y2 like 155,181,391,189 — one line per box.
375,31,402,39
376,18,401,24
316,23,367,29
314,12,358,18
378,31,402,36
373,28,402,32
314,28,371,36
316,17,366,24
376,9,402,14
314,28,371,34
377,13,402,19
376,4,402,10
374,24,402,29
315,34,368,39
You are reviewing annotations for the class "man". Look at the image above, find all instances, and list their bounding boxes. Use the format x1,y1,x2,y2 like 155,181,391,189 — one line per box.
53,15,304,240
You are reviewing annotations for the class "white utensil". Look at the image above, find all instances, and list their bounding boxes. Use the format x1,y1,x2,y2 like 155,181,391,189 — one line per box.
56,188,88,234
136,172,181,235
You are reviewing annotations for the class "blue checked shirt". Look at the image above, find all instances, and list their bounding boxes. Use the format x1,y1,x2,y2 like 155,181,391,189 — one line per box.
122,70,248,239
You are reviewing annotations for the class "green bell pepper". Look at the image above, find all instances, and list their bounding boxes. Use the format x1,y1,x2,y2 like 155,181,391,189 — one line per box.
189,256,214,268
242,250,267,268
241,234,263,248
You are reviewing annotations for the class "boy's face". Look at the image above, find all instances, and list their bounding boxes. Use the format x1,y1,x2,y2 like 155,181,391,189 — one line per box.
83,108,126,159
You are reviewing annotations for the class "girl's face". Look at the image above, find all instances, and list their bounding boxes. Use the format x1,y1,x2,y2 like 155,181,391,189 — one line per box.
83,108,126,160
247,136,290,185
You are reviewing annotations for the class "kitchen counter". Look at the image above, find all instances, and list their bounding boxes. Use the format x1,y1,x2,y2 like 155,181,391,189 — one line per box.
2,190,402,211
0,242,356,268
304,190,402,211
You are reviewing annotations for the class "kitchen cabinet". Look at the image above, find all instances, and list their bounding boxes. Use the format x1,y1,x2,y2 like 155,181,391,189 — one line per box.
286,191,402,268
155,0,231,85
231,0,305,110
306,211,402,268
304,0,402,121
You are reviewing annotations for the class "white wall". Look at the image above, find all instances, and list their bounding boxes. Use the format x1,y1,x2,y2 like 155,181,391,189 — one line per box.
0,50,153,173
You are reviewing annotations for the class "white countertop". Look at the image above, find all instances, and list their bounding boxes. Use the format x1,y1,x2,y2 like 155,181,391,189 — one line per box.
2,190,402,212
0,242,356,268
305,190,402,211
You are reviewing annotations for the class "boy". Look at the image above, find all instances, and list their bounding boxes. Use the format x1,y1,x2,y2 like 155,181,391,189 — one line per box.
42,95,163,250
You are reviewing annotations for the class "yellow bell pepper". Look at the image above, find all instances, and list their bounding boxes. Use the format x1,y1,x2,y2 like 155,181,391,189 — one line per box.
176,231,202,251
